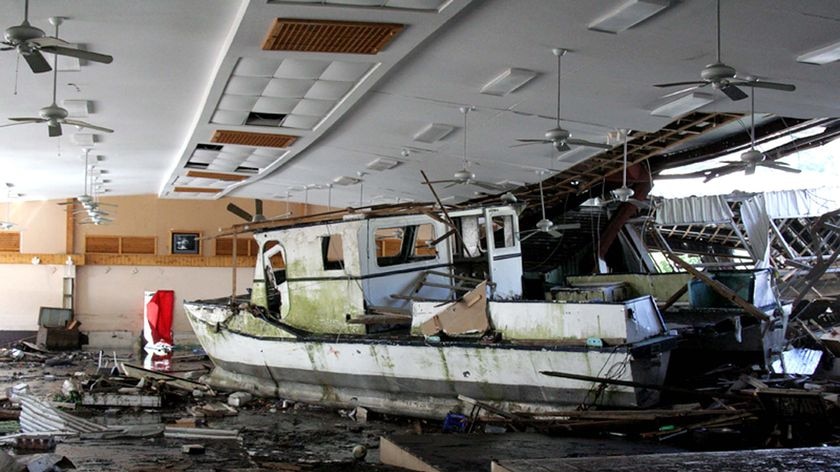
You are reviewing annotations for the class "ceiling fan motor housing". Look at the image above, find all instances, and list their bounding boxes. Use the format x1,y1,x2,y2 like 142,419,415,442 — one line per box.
4,23,44,45
545,127,570,141
740,149,764,164
39,104,68,121
453,169,475,182
611,186,635,202
536,218,554,231
701,62,737,83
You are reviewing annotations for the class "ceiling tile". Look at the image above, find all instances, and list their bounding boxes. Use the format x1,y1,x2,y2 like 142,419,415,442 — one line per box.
225,76,271,95
208,162,238,171
330,0,382,6
384,0,446,10
218,95,258,112
252,148,286,158
305,80,353,100
292,99,335,117
320,61,372,82
263,78,315,98
274,59,330,80
253,96,299,114
234,57,284,77
210,110,248,125
190,150,221,164
282,114,322,130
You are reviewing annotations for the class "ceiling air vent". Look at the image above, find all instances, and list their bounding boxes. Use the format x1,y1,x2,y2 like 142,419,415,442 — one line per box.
173,187,222,194
262,19,403,55
210,130,298,148
185,170,249,182
245,111,287,127
196,143,223,151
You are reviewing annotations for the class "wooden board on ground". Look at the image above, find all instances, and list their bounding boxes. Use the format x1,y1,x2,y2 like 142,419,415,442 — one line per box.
380,433,681,472
491,446,840,472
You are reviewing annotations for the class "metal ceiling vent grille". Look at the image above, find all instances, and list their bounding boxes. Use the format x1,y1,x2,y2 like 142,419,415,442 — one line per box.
211,130,298,148
261,19,403,55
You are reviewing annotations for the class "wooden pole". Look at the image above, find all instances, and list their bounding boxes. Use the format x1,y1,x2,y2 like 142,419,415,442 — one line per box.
65,198,75,254
231,230,237,304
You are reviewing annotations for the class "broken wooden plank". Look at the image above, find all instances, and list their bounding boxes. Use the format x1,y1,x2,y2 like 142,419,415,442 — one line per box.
120,363,211,392
347,314,412,325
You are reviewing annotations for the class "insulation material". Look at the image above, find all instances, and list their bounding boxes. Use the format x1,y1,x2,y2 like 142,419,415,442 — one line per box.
420,282,489,336
655,195,733,226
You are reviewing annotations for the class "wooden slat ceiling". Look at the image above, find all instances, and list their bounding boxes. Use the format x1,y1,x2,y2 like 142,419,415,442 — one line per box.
173,187,222,194
262,18,403,55
211,130,298,148
186,170,249,182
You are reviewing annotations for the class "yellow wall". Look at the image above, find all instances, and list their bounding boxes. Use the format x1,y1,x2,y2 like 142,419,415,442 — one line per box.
0,195,326,345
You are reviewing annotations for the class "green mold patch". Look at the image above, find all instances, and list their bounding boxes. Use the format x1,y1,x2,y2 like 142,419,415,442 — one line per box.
224,310,293,338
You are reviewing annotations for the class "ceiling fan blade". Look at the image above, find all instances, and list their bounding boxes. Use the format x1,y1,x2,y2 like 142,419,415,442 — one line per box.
226,202,253,222
254,199,264,217
48,122,62,137
22,50,51,73
555,141,572,152
516,138,550,143
654,81,707,88
546,230,563,238
40,45,113,64
424,179,457,184
63,119,113,133
8,117,45,122
744,164,756,176
552,223,581,230
470,181,507,192
510,142,544,148
567,138,610,150
720,160,745,165
659,84,706,99
443,182,460,189
518,231,538,242
759,162,802,173
720,83,748,101
738,80,795,92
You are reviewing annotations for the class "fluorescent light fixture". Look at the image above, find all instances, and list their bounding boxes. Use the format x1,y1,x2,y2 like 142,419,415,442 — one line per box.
333,175,362,186
366,157,401,171
588,0,670,34
650,92,714,118
480,68,537,96
796,39,840,65
72,133,96,146
413,123,455,143
62,100,90,118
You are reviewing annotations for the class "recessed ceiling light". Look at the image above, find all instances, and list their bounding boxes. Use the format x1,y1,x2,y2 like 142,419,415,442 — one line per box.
62,100,90,118
588,0,670,34
366,157,401,171
480,68,537,96
650,92,714,118
72,134,96,146
796,39,840,65
413,123,455,143
333,175,362,186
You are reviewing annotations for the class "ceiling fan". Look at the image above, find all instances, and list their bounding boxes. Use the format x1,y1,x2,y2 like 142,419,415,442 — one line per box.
518,175,580,242
0,18,113,137
654,0,795,101
2,2,113,74
227,199,267,223
58,148,116,217
514,49,611,152
426,106,510,192
714,89,802,178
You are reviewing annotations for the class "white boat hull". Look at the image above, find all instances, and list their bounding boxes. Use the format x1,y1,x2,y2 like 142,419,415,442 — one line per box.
185,302,673,419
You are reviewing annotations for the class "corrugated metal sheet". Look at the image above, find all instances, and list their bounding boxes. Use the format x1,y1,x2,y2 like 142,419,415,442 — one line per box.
19,396,107,434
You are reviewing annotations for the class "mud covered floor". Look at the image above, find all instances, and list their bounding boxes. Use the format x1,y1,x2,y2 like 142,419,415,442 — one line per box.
1,354,412,471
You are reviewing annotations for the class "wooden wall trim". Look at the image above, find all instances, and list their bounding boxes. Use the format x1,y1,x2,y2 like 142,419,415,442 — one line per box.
65,199,74,254
0,253,85,265
0,252,255,268
84,254,256,268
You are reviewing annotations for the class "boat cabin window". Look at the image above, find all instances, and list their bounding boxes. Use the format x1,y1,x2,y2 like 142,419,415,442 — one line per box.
492,215,515,249
321,235,344,271
375,223,437,267
263,240,286,285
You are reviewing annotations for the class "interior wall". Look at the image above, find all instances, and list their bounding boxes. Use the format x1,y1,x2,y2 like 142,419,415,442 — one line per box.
0,264,66,330
0,194,326,346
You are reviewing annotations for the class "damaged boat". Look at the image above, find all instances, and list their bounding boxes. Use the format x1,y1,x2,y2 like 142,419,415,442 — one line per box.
185,204,675,418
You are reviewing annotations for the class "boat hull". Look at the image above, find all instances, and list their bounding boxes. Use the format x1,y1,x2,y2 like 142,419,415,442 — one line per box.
185,302,673,419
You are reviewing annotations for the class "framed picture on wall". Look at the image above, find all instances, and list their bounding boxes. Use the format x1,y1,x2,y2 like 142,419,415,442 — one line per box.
171,231,201,255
